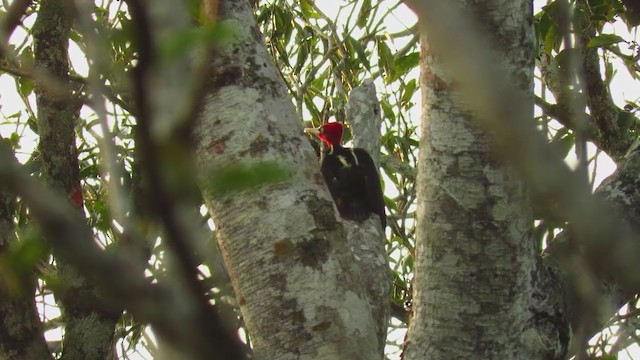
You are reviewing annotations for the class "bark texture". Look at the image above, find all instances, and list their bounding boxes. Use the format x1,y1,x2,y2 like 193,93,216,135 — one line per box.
0,161,51,360
347,79,383,169
405,0,568,358
404,0,640,357
194,1,379,359
345,81,390,355
33,1,120,358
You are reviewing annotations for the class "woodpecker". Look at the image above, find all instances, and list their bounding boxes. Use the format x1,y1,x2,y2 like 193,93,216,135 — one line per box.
305,122,386,228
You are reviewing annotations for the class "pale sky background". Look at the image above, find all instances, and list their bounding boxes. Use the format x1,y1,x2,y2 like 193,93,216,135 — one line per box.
0,1,638,359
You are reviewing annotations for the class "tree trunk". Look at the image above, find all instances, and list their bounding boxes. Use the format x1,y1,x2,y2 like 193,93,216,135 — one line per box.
404,0,568,358
33,1,120,358
0,172,50,360
194,1,380,358
345,80,391,355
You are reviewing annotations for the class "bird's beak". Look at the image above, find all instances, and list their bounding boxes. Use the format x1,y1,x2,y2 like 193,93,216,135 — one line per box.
303,127,320,136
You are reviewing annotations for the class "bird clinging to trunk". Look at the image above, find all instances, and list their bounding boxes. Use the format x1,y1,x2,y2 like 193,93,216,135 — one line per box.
304,122,386,228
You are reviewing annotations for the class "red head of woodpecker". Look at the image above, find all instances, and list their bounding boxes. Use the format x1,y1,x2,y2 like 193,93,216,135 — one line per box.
304,122,344,149
305,122,386,228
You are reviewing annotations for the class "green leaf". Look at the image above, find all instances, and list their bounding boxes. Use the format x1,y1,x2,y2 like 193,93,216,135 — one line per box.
381,99,396,124
401,79,417,107
587,33,625,48
544,20,561,54
18,76,34,98
595,355,617,360
18,46,34,68
394,52,419,80
346,36,371,71
294,41,309,74
377,40,394,82
617,109,635,130
300,0,319,19
206,161,292,196
356,0,372,28
535,12,556,54
256,4,273,24
80,164,101,179
9,132,20,150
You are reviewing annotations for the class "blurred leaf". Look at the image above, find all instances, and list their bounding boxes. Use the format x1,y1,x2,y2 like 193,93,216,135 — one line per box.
206,161,292,196
18,46,34,69
159,23,233,61
9,229,49,273
80,164,101,179
617,109,635,130
550,132,574,159
0,228,49,295
587,34,625,48
8,132,20,150
595,355,617,360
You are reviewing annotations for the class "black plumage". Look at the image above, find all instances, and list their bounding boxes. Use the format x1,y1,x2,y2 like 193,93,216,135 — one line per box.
305,122,386,228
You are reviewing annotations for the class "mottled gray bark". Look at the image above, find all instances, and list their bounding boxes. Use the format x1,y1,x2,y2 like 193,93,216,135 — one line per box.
0,149,51,360
404,0,568,359
194,1,379,359
347,79,383,169
345,81,390,355
33,1,120,358
404,0,640,358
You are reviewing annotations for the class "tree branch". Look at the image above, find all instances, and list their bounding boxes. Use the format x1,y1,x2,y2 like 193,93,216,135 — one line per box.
575,0,632,161
535,95,595,141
